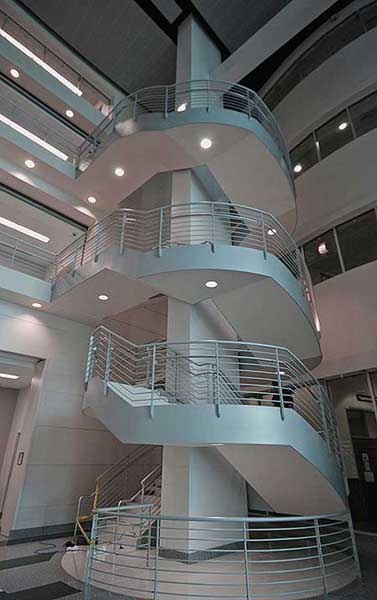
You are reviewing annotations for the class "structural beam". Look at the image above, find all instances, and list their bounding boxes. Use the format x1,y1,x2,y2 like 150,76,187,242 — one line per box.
211,0,339,84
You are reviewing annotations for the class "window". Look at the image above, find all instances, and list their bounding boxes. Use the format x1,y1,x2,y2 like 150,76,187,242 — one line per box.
349,90,377,137
290,134,318,178
303,230,342,285
360,2,377,31
315,110,354,160
336,210,377,270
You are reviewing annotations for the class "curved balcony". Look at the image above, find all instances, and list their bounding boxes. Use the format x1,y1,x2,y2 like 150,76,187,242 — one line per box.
77,80,294,217
65,508,359,599
52,202,320,364
79,80,291,173
86,326,337,459
84,326,345,514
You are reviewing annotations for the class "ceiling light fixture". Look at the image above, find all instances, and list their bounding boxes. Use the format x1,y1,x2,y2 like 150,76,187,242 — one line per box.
10,67,20,78
317,242,328,255
205,280,218,288
24,159,35,169
177,103,187,112
0,113,68,161
267,228,277,236
98,294,109,301
65,109,74,118
114,167,125,177
0,216,49,243
0,372,19,380
87,196,97,204
32,302,42,308
338,121,348,131
200,137,212,149
293,163,303,173
0,28,83,96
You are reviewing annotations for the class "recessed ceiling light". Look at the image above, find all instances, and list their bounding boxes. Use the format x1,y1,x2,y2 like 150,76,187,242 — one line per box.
98,294,109,301
10,68,20,78
0,113,68,160
200,138,212,149
32,302,42,308
0,372,19,380
25,159,35,169
205,280,218,288
318,242,328,255
114,167,125,177
267,228,277,236
293,163,302,173
65,109,74,118
87,196,97,204
177,103,187,112
0,216,49,243
0,28,83,96
338,121,348,131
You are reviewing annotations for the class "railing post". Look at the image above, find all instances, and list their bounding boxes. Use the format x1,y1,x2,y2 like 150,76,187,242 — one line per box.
85,512,98,586
153,518,160,600
215,343,220,418
207,79,210,111
211,202,216,253
275,348,285,421
94,223,102,263
314,518,328,598
247,92,251,119
119,213,126,255
347,511,362,578
147,504,152,567
261,213,267,260
243,520,251,600
164,86,168,119
158,207,164,256
104,333,112,396
133,92,138,120
319,384,331,453
149,345,157,419
84,334,95,391
11,239,18,267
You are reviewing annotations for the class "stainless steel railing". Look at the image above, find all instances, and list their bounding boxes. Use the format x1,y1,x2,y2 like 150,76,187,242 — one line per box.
0,227,55,279
52,202,305,285
85,507,360,599
85,326,341,464
77,79,292,176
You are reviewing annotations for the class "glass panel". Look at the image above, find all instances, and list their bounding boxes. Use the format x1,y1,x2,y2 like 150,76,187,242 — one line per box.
348,410,369,438
360,1,377,31
303,230,342,284
315,109,354,159
336,210,377,270
290,134,318,178
349,90,377,137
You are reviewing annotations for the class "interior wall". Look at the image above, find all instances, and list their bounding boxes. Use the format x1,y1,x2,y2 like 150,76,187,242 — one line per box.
0,388,18,477
0,299,126,538
314,260,377,379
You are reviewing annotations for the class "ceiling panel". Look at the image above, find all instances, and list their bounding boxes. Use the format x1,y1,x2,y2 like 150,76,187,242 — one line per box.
20,0,177,91
193,0,292,51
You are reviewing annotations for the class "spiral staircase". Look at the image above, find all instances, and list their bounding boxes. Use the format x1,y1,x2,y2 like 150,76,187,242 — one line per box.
33,29,359,599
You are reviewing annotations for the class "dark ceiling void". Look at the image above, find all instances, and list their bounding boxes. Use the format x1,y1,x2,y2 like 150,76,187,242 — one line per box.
240,0,354,93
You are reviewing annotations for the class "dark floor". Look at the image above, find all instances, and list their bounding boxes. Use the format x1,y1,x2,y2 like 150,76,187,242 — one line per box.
0,534,375,599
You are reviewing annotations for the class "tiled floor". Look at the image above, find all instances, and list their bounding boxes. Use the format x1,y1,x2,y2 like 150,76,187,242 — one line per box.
0,534,375,599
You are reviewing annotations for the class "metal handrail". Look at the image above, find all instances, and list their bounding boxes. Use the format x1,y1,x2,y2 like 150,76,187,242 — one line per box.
86,507,360,598
85,326,342,465
77,79,292,176
52,201,305,286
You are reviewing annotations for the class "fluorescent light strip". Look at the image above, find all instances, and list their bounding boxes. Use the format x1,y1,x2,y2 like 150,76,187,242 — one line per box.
0,113,69,161
0,373,19,379
0,28,83,96
0,216,50,243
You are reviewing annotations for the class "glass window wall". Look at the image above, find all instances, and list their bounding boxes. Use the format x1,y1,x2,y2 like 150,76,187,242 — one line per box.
336,210,377,270
303,230,342,285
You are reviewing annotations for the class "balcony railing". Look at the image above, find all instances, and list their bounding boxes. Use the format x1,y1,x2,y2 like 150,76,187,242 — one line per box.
86,506,360,599
77,79,292,176
85,326,341,464
52,202,305,285
0,228,55,280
